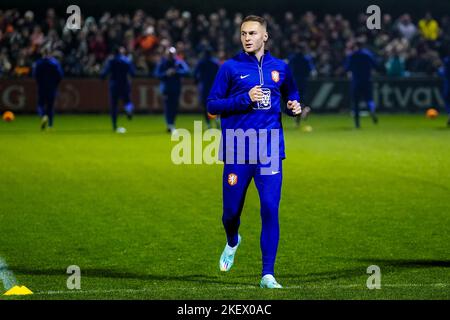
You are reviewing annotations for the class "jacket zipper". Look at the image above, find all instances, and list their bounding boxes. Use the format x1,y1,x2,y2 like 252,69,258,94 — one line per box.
258,55,264,85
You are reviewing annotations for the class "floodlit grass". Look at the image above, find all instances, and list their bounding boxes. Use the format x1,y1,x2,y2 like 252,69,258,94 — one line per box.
0,113,449,299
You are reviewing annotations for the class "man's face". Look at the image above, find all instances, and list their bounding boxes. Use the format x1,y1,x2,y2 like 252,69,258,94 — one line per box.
240,21,268,54
166,47,176,60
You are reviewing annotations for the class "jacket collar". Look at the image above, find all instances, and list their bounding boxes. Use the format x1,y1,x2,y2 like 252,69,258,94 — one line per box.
238,50,272,64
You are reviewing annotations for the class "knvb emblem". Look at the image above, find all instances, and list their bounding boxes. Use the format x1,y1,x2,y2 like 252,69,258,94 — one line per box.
271,70,280,83
227,173,238,186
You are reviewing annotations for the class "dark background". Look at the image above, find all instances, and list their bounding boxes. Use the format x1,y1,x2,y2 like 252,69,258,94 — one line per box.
2,0,450,20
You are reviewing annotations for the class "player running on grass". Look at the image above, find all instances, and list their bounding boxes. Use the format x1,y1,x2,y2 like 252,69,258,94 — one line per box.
194,47,221,129
33,47,64,131
438,47,450,127
154,46,190,134
288,42,314,128
207,15,303,289
344,38,379,129
100,46,135,133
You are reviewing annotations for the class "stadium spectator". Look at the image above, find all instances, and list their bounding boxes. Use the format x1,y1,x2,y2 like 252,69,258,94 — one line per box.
30,25,45,52
385,47,406,77
135,55,149,76
418,12,440,41
440,15,450,44
396,14,417,41
89,33,108,63
0,48,12,76
0,8,449,79
13,53,31,77
137,26,158,53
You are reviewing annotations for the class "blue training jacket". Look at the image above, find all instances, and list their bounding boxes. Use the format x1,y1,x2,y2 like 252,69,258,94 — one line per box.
288,53,315,86
100,54,135,91
207,50,300,162
33,57,64,92
194,57,220,99
344,48,377,84
154,57,190,95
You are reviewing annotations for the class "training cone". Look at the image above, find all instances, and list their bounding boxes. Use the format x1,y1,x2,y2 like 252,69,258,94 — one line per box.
3,285,33,296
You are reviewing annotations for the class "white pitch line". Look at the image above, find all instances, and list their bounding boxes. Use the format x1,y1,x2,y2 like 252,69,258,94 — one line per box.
33,283,450,296
0,257,18,290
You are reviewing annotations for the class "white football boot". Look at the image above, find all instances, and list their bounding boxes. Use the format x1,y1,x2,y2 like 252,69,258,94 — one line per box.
219,235,241,272
260,274,283,289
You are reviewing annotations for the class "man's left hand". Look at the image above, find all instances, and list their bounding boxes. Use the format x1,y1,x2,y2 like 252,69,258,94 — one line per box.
287,100,302,116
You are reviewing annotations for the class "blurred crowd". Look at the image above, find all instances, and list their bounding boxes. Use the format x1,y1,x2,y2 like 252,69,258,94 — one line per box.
0,7,449,78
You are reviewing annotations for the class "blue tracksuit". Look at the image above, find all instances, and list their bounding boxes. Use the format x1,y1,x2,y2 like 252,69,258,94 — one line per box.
33,57,64,127
288,53,314,104
154,57,190,127
439,56,450,114
344,48,377,126
194,56,220,124
207,50,299,277
101,54,135,130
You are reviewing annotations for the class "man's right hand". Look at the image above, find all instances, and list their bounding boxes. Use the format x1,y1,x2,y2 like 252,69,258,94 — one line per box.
248,85,263,102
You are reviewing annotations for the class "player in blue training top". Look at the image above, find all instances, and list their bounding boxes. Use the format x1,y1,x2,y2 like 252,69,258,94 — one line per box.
33,47,64,130
207,15,302,289
194,48,220,129
154,46,190,133
344,39,379,128
438,48,450,127
288,42,315,128
100,46,135,133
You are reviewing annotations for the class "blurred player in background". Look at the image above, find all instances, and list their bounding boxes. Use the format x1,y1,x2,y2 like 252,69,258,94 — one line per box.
288,42,315,128
33,47,64,131
208,15,302,289
100,46,135,133
438,47,450,126
194,48,220,129
154,46,190,134
344,39,379,128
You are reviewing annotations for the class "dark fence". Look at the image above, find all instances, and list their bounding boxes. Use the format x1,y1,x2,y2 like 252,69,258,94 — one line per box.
307,77,445,112
0,77,445,114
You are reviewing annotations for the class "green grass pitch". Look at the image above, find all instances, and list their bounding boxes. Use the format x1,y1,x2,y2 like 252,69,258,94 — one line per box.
0,113,449,300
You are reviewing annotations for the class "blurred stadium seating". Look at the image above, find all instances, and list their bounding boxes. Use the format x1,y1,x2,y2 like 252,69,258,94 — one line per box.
1,7,449,77
0,6,449,113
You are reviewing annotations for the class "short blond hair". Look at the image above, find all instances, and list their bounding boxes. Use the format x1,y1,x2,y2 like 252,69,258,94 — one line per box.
241,15,267,29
